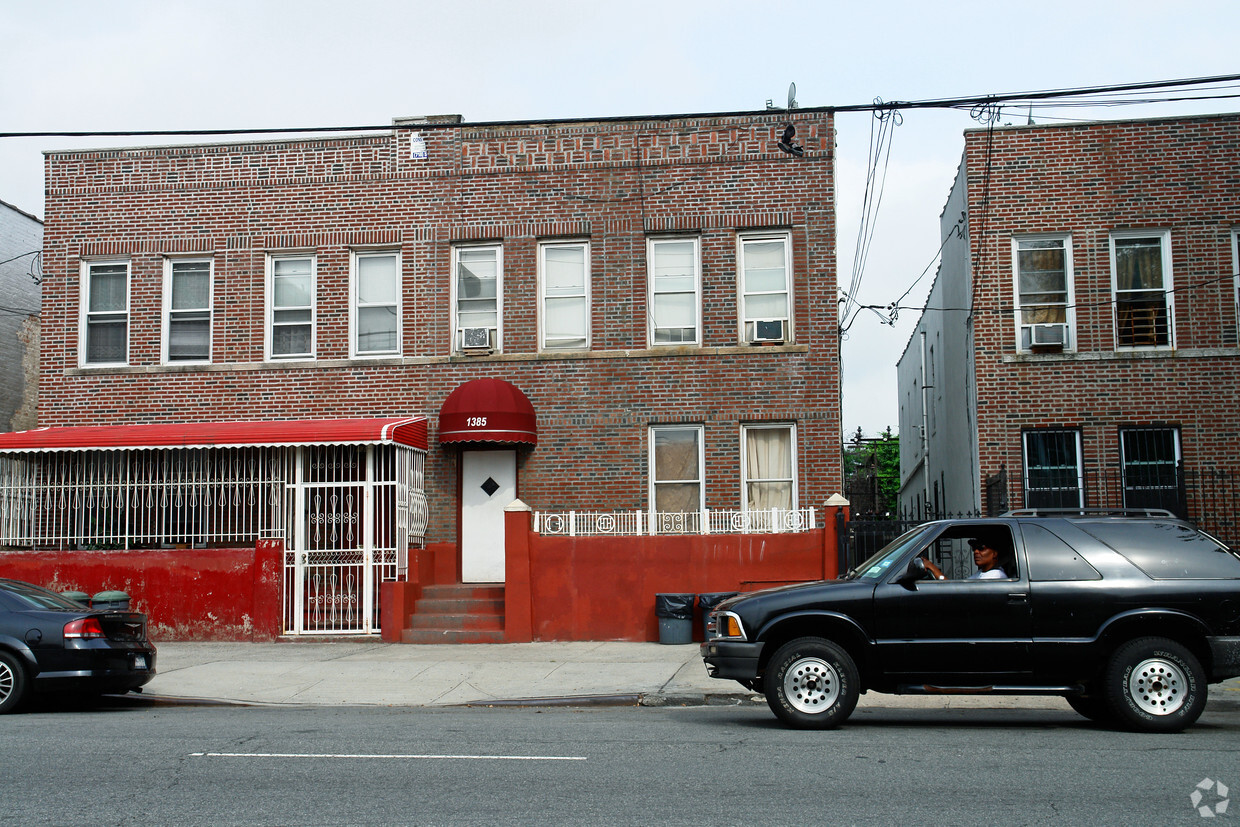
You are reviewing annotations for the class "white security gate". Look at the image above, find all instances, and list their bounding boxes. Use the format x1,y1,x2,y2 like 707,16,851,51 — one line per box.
283,444,425,635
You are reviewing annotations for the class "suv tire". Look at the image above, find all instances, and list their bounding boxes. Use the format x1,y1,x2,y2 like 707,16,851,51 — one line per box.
1103,637,1206,733
764,637,859,730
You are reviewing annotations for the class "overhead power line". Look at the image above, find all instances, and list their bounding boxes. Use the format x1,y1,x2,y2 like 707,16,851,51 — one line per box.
2,73,1238,140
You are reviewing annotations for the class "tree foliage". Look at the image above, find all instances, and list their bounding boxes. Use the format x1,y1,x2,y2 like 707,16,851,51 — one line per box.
843,427,900,515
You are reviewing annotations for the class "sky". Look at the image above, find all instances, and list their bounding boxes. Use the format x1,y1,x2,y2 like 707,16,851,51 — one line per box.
2,0,1237,439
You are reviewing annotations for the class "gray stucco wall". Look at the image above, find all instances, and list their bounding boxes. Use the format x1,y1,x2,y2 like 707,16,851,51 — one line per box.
0,199,42,432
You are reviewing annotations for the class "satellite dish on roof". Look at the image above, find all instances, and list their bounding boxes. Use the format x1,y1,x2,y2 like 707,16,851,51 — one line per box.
787,82,798,110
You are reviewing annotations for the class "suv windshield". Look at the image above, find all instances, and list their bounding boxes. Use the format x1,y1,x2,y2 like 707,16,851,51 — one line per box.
851,525,937,581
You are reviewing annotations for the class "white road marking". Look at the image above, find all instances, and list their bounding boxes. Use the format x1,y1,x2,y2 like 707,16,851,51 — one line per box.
190,752,586,761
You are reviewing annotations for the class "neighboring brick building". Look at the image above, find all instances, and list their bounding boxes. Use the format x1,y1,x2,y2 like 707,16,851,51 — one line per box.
0,199,42,433
2,109,842,637
899,112,1240,542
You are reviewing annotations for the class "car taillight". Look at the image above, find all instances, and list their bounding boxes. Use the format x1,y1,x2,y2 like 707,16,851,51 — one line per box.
64,617,106,639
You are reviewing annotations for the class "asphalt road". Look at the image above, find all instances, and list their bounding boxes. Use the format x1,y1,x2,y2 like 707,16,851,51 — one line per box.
4,698,1238,825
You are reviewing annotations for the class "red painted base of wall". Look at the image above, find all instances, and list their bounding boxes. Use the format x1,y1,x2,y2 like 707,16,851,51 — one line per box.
1,542,282,641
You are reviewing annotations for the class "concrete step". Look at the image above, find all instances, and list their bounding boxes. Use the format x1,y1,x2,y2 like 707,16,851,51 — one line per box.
401,627,507,644
408,612,505,632
415,597,505,614
420,584,504,601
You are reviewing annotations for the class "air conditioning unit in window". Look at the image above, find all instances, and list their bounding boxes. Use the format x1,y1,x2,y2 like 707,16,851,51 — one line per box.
752,319,786,344
1029,323,1066,350
461,327,493,351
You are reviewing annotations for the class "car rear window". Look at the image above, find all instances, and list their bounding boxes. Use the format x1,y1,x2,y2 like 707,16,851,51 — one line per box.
0,580,84,611
1077,521,1240,579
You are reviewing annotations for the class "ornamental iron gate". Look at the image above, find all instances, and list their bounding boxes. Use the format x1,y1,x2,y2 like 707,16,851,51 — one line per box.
281,444,426,635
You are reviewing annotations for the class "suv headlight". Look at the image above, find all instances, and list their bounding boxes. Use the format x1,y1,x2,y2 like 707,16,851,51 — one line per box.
712,611,748,641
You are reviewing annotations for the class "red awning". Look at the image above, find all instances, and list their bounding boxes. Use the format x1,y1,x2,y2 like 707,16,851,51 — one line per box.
0,417,429,453
438,378,537,445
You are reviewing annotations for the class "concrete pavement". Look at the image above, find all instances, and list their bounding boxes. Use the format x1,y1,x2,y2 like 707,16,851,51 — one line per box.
141,640,1240,712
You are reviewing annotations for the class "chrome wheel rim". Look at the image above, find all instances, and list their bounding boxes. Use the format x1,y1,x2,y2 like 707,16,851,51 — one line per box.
1127,657,1188,716
0,661,12,704
784,656,840,714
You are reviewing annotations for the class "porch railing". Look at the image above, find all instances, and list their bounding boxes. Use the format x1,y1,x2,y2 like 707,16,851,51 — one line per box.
533,507,818,536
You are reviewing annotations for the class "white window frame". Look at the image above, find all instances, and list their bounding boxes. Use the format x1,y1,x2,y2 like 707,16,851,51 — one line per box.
538,239,591,351
350,249,401,358
1119,426,1182,509
80,259,130,367
649,425,705,515
1012,234,1075,353
737,231,793,344
266,253,316,361
1231,229,1239,341
1110,230,1174,350
740,423,797,513
162,257,213,365
648,236,701,347
451,243,503,354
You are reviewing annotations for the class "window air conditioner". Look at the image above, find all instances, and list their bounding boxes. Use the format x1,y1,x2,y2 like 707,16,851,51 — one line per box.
752,319,786,344
1030,323,1066,349
462,327,492,350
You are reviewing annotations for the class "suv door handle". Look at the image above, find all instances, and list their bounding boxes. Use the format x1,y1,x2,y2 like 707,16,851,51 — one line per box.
1008,593,1028,603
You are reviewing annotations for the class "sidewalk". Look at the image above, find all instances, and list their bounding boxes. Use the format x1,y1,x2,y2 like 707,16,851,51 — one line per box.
143,640,1240,712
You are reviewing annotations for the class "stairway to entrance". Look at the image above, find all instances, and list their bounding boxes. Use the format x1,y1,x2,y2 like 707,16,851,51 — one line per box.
400,583,506,644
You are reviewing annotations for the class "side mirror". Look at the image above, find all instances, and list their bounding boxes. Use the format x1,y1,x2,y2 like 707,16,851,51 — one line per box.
897,556,926,587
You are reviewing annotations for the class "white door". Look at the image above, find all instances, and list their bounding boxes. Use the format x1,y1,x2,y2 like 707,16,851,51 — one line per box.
461,450,516,582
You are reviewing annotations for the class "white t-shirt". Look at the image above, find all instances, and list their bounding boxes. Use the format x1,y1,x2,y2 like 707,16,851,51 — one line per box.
969,568,1007,580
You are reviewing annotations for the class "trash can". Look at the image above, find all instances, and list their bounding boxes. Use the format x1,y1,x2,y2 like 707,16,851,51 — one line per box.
91,590,131,612
697,592,739,640
655,593,695,644
60,590,91,607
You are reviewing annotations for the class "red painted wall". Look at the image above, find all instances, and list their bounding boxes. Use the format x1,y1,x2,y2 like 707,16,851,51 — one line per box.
1,541,282,641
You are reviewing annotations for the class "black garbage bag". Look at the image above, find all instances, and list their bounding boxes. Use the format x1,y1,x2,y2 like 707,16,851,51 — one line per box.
654,593,695,620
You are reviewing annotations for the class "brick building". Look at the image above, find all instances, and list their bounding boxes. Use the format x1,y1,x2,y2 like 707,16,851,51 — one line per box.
0,199,42,433
898,112,1240,543
1,109,843,638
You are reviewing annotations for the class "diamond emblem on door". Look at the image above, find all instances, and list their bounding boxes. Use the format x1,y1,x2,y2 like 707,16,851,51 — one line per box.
480,477,500,497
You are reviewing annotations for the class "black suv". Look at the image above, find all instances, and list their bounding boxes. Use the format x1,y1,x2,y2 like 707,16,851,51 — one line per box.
700,511,1240,732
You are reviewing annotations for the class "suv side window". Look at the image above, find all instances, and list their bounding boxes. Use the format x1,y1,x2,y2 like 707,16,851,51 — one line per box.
1021,524,1101,581
1079,521,1240,579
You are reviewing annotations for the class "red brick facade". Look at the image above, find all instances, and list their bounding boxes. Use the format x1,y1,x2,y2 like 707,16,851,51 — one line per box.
962,113,1240,514
40,111,841,546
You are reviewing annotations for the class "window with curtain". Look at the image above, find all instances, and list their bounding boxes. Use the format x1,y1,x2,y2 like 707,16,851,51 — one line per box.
651,426,703,513
165,259,211,363
1014,236,1072,350
743,424,795,511
740,233,791,343
354,252,400,356
540,241,589,350
649,237,699,345
269,256,314,359
454,245,501,351
1023,429,1083,509
1112,233,1172,348
84,261,129,365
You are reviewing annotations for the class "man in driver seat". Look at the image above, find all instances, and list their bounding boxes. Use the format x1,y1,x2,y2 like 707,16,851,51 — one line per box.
923,537,1008,580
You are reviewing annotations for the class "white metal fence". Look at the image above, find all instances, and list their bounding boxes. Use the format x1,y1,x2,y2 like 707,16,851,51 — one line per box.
532,507,818,536
0,447,292,549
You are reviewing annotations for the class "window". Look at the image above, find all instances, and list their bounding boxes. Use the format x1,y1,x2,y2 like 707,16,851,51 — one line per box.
650,426,703,514
352,251,400,357
1232,229,1239,343
742,424,796,512
163,259,212,363
1120,427,1183,513
81,260,129,366
1023,429,1083,509
267,255,315,360
453,245,501,352
1013,236,1073,351
648,237,700,345
539,240,589,350
1111,231,1173,348
739,232,792,343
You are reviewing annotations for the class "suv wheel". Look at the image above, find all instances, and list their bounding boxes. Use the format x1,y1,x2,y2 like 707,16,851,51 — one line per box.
764,637,859,730
1103,637,1206,733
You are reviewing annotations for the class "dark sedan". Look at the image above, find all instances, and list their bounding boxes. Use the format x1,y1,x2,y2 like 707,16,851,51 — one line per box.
0,578,156,713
